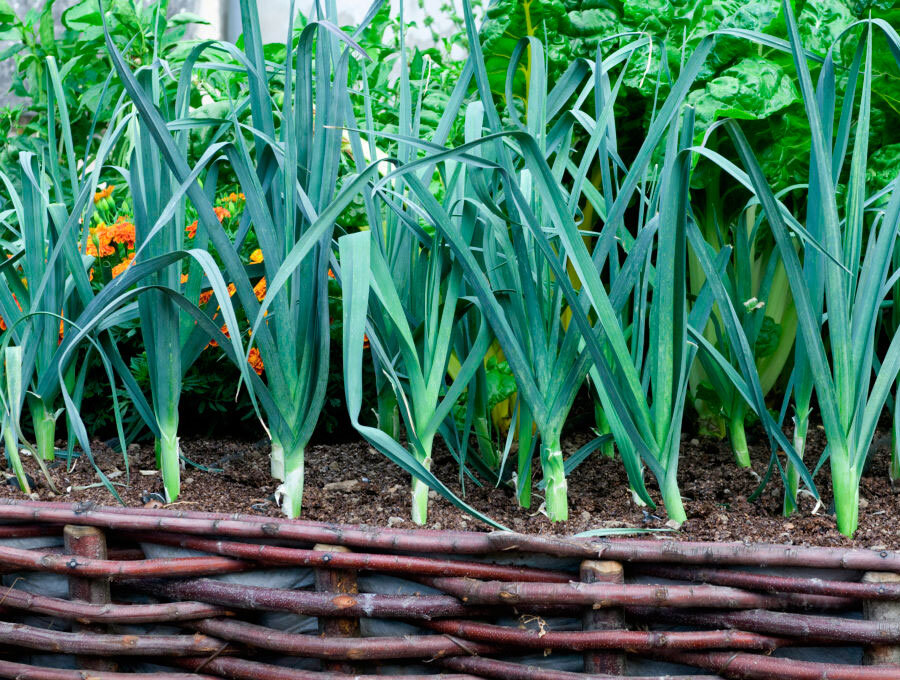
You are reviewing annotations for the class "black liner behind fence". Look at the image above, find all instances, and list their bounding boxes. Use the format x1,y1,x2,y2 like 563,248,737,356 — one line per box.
1,499,899,679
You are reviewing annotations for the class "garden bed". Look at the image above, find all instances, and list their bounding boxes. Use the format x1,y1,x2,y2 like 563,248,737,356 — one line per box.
3,499,900,679
3,426,898,548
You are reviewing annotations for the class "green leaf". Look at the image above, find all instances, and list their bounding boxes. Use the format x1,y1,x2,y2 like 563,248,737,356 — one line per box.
0,0,17,25
688,56,799,128
754,315,782,359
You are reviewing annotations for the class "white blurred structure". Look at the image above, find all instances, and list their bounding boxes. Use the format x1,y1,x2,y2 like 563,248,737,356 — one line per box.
232,0,464,49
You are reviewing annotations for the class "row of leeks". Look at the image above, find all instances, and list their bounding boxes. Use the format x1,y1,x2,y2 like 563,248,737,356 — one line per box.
3,0,900,537
340,0,899,533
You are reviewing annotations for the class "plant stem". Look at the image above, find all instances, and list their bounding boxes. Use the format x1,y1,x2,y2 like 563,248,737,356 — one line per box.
473,415,498,471
892,394,900,483
277,445,306,519
270,440,285,481
157,427,181,504
2,417,29,494
411,438,434,526
783,414,807,516
595,405,615,459
516,403,534,509
377,389,399,440
831,456,859,538
541,434,568,522
411,476,429,526
30,401,56,462
728,412,751,468
661,468,687,525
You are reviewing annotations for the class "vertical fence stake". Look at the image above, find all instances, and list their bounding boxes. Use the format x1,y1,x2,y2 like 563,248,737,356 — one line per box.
64,525,116,671
862,571,900,664
581,560,626,675
314,543,361,673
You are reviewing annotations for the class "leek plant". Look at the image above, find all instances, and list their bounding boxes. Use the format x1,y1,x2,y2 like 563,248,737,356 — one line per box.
5,54,250,502
339,230,492,524
725,4,900,535
691,203,797,469
126,78,190,502
367,0,715,522
337,6,508,522
110,13,248,502
0,56,141,486
109,0,387,516
346,32,609,519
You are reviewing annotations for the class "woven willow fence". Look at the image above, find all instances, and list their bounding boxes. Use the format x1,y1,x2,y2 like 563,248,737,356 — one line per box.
2,499,900,679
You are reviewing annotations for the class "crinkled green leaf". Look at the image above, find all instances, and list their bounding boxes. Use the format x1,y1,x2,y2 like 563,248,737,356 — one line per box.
755,315,783,359
688,56,799,128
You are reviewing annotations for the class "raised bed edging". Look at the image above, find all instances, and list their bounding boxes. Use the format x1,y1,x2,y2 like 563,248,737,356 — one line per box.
0,499,898,679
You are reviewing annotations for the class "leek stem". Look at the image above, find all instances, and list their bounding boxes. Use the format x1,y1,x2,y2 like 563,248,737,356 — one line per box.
595,405,615,459
832,461,859,538
277,445,306,518
411,474,429,526
517,403,534,509
541,435,568,522
30,401,56,462
517,448,532,509
783,415,807,516
377,389,400,439
892,396,900,483
728,413,750,468
3,418,29,494
157,428,181,503
661,469,687,524
411,438,434,526
270,439,285,481
474,415,498,470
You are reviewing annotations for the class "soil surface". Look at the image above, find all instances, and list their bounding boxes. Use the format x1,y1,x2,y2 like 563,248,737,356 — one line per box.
2,426,899,548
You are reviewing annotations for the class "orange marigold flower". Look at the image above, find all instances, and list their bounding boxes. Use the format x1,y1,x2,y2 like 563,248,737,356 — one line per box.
85,223,115,258
198,289,213,306
111,253,135,278
227,283,236,296
93,185,114,204
364,334,370,349
253,277,266,301
328,269,335,279
247,347,264,375
0,316,5,331
224,192,245,203
249,248,263,264
181,273,189,284
214,206,231,222
186,220,198,239
108,218,135,248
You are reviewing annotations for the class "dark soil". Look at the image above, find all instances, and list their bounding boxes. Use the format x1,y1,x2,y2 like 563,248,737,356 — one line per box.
2,425,899,548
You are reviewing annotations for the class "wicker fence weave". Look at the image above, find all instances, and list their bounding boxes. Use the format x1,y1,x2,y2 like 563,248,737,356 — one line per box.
1,499,900,680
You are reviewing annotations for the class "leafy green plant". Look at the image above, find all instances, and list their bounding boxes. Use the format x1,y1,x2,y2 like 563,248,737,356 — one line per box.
0,0,207,174
722,4,900,535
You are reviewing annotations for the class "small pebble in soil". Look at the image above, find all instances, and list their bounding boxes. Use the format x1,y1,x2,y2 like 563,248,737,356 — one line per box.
324,480,360,493
388,516,404,527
